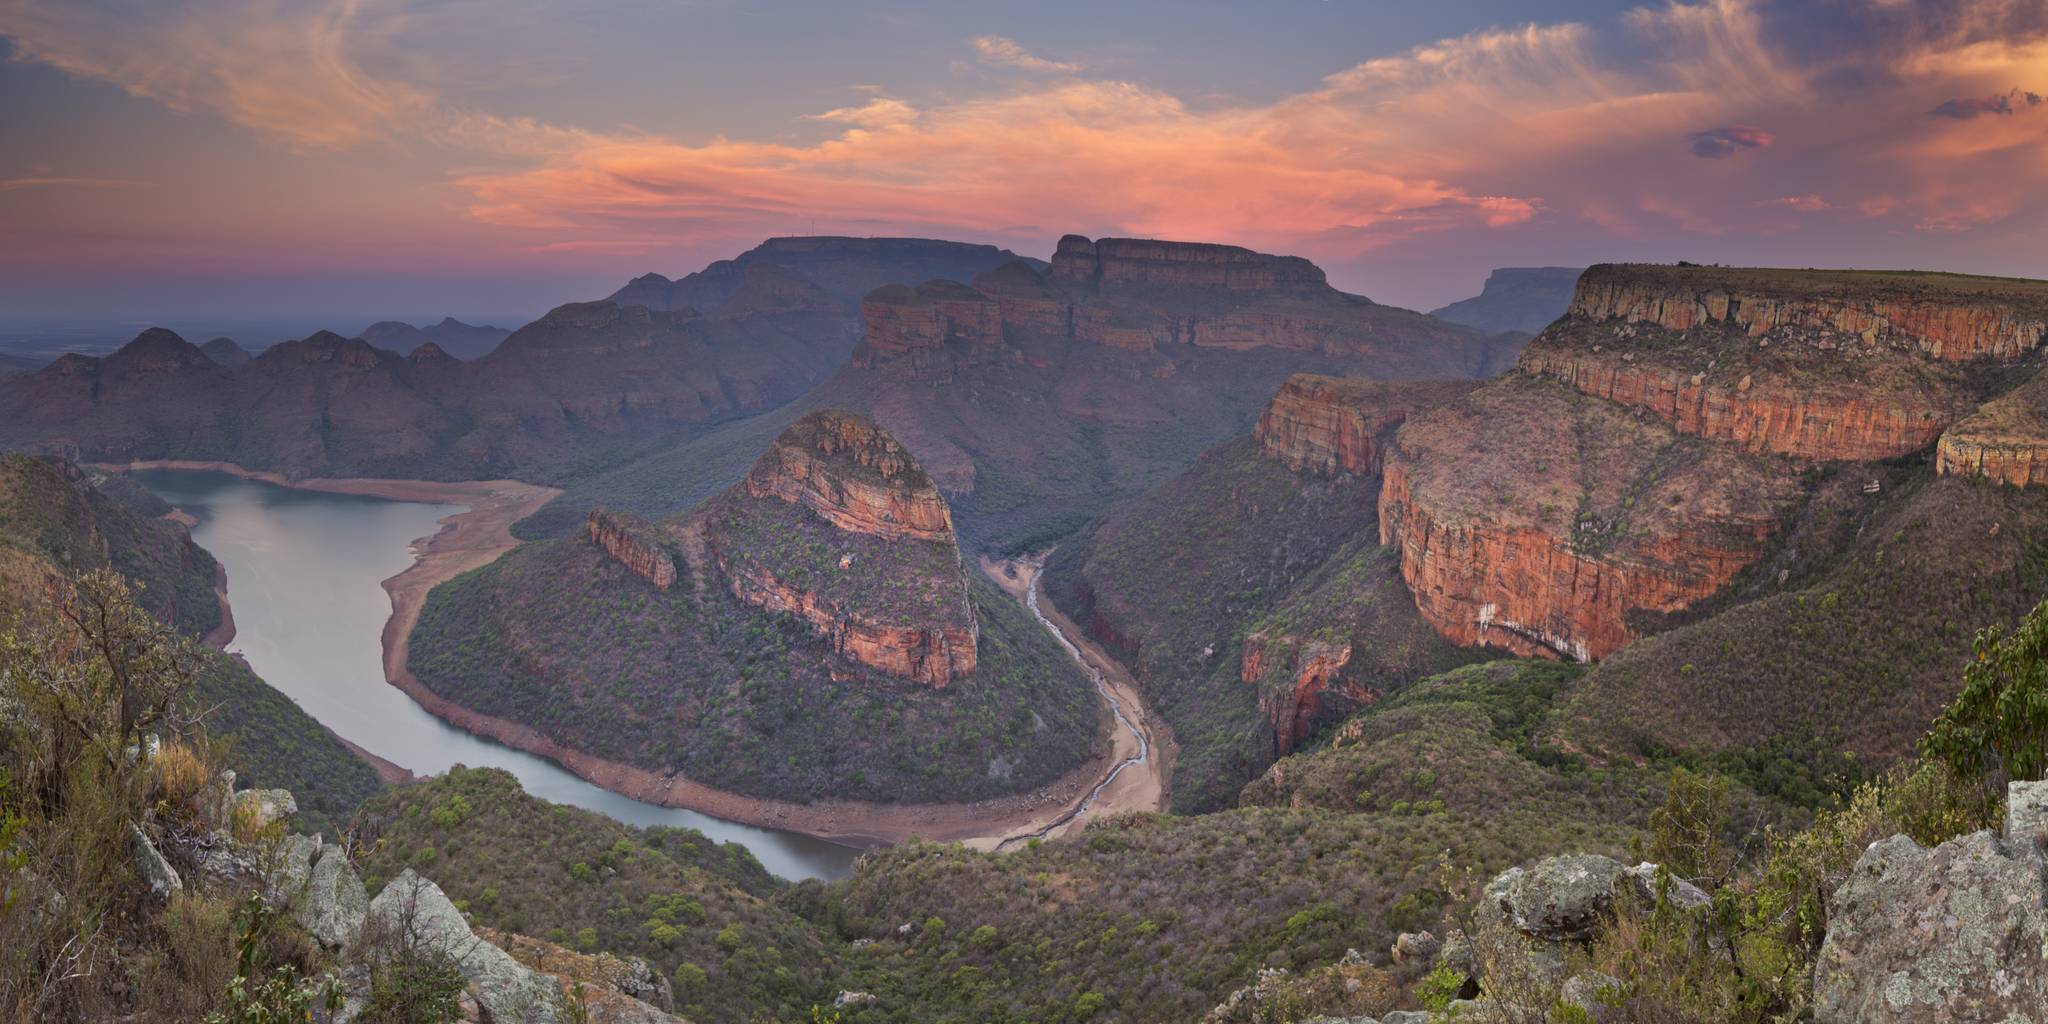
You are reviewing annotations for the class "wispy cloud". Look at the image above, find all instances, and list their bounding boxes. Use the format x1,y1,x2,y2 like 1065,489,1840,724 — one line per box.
0,176,144,191
971,36,1080,74
1929,88,2044,119
1687,125,1774,158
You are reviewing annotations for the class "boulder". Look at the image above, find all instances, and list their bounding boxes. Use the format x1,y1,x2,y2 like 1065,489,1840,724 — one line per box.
128,823,181,899
2009,779,2048,845
1560,972,1626,1023
366,870,565,1024
296,845,367,950
270,833,322,902
1622,862,1711,911
1814,786,2048,1024
232,788,297,831
1483,854,1629,942
1390,930,1439,964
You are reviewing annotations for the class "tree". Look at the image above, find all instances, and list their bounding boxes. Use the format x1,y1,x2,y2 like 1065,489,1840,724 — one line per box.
2,569,199,814
1921,596,2048,820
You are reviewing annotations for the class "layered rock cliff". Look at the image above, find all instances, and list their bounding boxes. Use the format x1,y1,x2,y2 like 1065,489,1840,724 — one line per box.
1380,376,1803,661
1569,264,2048,362
1936,367,2048,487
849,281,1005,382
709,410,977,686
1240,633,1365,754
585,509,678,590
1255,374,1482,476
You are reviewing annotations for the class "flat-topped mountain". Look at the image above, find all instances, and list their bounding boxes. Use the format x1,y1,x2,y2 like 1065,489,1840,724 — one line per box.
406,410,1097,804
610,235,1040,312
1430,266,1585,336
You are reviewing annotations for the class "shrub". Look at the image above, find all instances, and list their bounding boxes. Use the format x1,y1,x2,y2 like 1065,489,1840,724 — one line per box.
1921,595,2048,822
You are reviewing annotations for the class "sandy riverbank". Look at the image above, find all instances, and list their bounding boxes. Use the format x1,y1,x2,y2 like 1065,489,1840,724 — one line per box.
378,489,1170,846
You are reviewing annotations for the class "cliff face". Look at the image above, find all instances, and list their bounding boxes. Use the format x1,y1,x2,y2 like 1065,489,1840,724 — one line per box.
584,509,678,590
710,410,977,686
1255,375,1482,476
1936,368,2048,487
1240,634,1365,754
1570,264,2048,362
849,282,1005,382
743,409,955,543
1046,234,1330,293
1380,377,1803,661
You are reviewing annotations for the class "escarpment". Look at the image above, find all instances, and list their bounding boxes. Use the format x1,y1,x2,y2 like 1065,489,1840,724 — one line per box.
1255,374,1482,476
1570,263,2048,362
584,509,677,590
1380,376,1804,661
708,410,978,686
1937,366,2048,487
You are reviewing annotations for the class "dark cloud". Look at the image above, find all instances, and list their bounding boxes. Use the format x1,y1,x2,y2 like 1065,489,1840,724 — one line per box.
1687,125,1774,159
1929,88,2044,119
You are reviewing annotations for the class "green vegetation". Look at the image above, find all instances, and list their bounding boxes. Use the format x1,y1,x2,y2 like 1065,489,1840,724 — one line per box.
190,651,382,837
1046,438,1475,811
409,530,1099,803
709,490,971,628
351,766,830,1024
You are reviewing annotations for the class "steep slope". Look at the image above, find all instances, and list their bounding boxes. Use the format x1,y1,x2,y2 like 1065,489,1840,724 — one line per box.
1937,361,2048,486
535,234,1524,553
358,317,512,360
1429,266,1585,336
405,411,1099,805
1045,375,1483,811
1383,263,2048,664
608,235,1040,311
0,454,382,833
351,767,830,1024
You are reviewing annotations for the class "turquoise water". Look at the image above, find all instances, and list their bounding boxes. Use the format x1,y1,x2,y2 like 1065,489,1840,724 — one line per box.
134,468,860,881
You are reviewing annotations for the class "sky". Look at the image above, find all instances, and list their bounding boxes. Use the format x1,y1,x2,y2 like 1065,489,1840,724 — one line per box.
1,0,2045,327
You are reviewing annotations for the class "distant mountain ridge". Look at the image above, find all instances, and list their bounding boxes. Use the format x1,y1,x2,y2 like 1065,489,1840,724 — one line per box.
358,317,512,360
608,235,1043,311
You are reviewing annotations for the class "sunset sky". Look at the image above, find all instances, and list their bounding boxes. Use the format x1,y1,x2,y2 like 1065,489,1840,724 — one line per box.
2,0,2045,324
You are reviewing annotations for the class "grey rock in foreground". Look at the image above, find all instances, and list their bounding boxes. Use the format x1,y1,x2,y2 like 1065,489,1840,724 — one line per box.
1814,780,2048,1023
366,869,565,1024
128,823,181,898
296,843,368,950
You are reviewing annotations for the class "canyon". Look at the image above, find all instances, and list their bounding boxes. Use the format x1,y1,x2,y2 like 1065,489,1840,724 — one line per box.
1936,367,2048,487
1254,374,1481,476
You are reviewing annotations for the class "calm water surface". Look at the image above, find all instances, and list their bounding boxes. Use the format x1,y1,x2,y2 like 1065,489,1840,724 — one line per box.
134,468,860,881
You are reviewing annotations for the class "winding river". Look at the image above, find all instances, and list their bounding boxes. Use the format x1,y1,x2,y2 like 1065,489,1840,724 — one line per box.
133,468,863,881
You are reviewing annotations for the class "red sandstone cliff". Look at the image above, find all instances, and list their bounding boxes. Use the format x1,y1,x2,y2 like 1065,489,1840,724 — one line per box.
1569,264,2048,363
1255,374,1482,476
584,509,677,590
710,409,978,686
849,281,1005,382
1379,377,1803,661
1937,368,2048,487
743,408,956,543
1240,633,1366,754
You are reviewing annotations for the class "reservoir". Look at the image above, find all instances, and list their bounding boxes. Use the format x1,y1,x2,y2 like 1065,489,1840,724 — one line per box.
133,468,861,881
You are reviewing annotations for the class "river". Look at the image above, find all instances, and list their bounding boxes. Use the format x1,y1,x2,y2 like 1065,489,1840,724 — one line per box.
133,468,861,881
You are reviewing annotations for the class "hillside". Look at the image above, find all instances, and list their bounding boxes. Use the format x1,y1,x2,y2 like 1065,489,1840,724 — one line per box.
405,411,1101,805
610,235,1042,311
1044,377,1488,811
358,317,512,360
526,234,1524,554
0,454,381,834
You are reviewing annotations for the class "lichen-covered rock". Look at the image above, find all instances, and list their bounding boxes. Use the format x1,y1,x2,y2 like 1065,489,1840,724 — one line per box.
270,833,322,902
2009,780,2048,844
232,787,297,830
1487,854,1630,942
1814,790,2048,1023
1390,930,1440,964
367,870,565,1024
129,823,181,899
296,844,367,950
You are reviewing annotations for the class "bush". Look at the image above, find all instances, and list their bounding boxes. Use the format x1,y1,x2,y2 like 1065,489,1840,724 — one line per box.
1922,595,2048,822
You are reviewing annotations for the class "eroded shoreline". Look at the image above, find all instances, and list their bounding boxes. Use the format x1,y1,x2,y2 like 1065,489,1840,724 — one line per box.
120,458,1173,850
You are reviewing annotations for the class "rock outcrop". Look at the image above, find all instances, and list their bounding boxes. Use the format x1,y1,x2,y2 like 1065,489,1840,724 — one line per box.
1381,376,1802,661
367,869,567,1023
295,842,369,950
743,408,956,544
708,410,978,686
1570,263,2048,362
1814,781,2048,1023
585,509,678,590
1254,375,1481,476
1937,367,2048,487
1240,634,1361,754
850,281,1005,382
1047,234,1331,293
